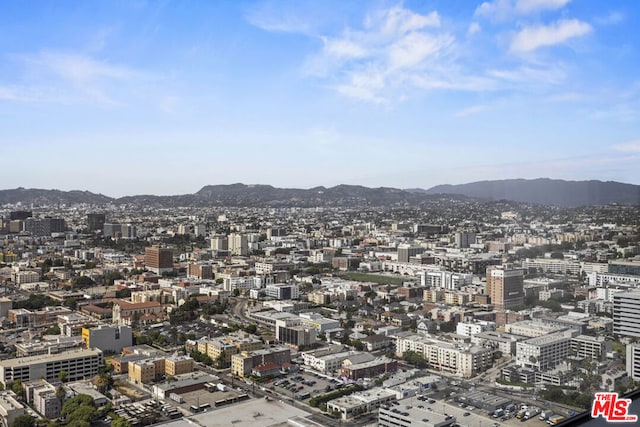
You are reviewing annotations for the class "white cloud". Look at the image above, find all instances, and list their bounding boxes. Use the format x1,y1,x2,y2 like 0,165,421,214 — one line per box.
454,104,490,117
516,0,571,13
253,3,584,103
322,37,368,59
594,11,624,26
475,0,571,21
4,51,148,106
510,19,592,53
245,3,312,34
488,64,567,86
388,32,454,70
334,67,388,104
32,52,136,83
296,5,460,103
475,0,512,20
614,140,640,153
372,7,440,36
467,22,481,37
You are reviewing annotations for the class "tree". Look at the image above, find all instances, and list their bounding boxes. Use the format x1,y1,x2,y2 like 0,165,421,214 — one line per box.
63,298,79,310
56,386,66,401
12,415,36,427
92,374,111,393
43,325,61,335
61,394,97,425
243,324,258,334
10,379,23,396
111,418,132,427
58,370,68,383
233,288,240,297
351,340,365,351
216,350,229,368
72,276,95,288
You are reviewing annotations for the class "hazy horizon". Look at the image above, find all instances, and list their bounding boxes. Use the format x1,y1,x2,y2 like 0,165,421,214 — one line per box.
2,1,639,197
2,177,639,199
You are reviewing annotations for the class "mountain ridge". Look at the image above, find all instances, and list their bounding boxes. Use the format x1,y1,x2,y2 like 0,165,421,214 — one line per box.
1,179,639,207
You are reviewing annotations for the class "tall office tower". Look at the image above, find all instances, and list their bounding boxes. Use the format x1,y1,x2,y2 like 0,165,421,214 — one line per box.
210,235,229,251
121,224,137,239
454,231,476,248
103,222,122,238
486,265,524,310
144,246,173,274
86,213,106,232
397,244,425,263
9,211,32,221
613,291,640,338
24,218,66,236
229,233,248,256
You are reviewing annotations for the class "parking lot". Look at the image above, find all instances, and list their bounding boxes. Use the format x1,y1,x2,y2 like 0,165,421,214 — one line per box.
263,368,341,402
402,396,554,427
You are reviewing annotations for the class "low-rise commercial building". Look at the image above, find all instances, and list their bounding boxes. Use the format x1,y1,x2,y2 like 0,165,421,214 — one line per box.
327,388,396,421
0,392,25,427
82,324,133,353
231,346,290,378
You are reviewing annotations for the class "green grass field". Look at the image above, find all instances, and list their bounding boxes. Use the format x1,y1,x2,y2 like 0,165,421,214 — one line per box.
343,272,411,285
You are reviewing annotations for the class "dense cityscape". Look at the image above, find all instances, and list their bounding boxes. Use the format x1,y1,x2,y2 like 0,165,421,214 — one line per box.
3,1,640,426
0,190,638,427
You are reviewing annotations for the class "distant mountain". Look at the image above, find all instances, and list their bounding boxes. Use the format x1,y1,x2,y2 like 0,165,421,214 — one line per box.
191,183,421,207
1,179,638,208
0,187,113,206
423,178,640,207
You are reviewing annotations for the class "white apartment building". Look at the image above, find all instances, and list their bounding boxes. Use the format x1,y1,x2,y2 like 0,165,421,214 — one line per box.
420,270,473,290
588,272,640,288
456,320,496,337
522,258,581,276
504,320,565,338
395,334,492,378
515,330,577,371
265,283,299,300
303,351,354,374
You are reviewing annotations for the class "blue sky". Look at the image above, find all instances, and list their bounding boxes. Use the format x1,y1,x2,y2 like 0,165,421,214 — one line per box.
1,0,639,197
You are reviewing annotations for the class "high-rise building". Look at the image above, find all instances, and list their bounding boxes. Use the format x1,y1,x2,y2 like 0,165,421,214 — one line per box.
9,211,32,221
103,222,122,238
486,265,524,310
86,213,106,232
397,244,424,263
24,218,66,236
454,231,476,248
229,233,248,256
121,223,137,239
613,291,640,338
144,246,173,274
210,235,229,251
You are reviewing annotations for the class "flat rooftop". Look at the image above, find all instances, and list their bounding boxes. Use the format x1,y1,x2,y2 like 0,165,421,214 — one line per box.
153,398,310,427
0,348,102,368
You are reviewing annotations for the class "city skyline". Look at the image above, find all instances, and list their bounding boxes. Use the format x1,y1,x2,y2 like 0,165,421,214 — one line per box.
1,0,639,197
